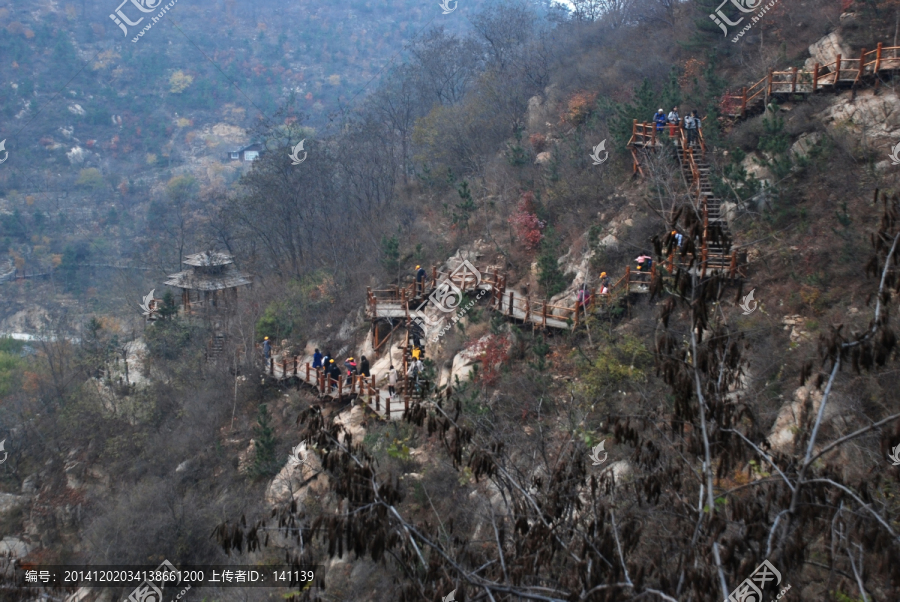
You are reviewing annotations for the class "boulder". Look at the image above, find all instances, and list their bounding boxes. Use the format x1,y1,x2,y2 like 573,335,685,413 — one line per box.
334,404,367,445
22,474,39,494
0,492,29,517
449,342,483,385
768,385,839,453
65,461,85,490
265,442,327,507
822,90,900,144
66,146,86,164
804,32,852,71
790,132,822,160
534,151,552,165
0,537,32,579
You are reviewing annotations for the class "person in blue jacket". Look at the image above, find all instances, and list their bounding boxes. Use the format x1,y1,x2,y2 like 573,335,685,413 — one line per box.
653,108,666,137
312,348,323,370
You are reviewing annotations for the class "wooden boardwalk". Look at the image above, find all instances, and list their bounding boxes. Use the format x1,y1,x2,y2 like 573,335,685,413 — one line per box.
263,263,658,418
263,355,425,420
366,266,650,333
722,42,900,118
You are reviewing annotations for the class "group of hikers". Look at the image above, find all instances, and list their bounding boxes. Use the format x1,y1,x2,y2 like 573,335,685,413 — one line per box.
653,106,702,146
285,346,427,399
261,251,688,395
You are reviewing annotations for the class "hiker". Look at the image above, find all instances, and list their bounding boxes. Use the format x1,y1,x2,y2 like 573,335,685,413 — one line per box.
344,357,358,384
411,346,421,361
684,113,697,146
407,358,425,394
635,254,653,281
415,265,428,295
322,351,332,371
600,272,610,294
312,348,323,370
359,355,371,379
327,359,340,390
409,322,424,350
672,230,684,249
667,106,680,137
262,337,271,361
653,108,666,137
576,285,590,309
388,365,398,398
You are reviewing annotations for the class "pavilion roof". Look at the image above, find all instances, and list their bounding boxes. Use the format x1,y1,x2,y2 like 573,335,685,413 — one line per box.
164,263,251,291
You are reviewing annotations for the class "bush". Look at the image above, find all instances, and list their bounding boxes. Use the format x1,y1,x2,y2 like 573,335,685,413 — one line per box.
75,168,105,190
144,318,193,361
536,227,572,297
529,133,548,153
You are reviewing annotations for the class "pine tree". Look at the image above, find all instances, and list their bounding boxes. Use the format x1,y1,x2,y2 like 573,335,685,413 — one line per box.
251,404,278,478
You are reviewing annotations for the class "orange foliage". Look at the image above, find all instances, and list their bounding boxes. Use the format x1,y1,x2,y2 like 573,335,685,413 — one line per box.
561,91,597,126
22,371,41,395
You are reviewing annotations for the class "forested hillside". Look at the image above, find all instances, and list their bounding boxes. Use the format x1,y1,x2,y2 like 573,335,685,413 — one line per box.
2,0,900,601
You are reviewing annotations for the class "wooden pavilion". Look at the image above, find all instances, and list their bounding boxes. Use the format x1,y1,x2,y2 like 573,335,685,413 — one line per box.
164,251,251,313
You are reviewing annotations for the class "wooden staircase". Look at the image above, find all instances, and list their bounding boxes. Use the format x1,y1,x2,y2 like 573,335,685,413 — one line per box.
627,123,743,278
207,333,225,362
673,129,734,275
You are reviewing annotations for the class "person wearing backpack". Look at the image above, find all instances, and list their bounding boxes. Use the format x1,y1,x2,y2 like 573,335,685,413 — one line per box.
683,112,695,145
600,272,611,294
667,107,680,137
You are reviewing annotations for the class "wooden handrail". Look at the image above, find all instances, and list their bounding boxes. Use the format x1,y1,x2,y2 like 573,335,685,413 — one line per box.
720,43,900,116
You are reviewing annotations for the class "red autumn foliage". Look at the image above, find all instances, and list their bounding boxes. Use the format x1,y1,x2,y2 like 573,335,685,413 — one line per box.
508,191,545,250
466,334,510,386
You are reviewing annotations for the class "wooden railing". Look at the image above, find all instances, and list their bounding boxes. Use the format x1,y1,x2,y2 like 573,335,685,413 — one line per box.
265,357,419,417
723,43,900,117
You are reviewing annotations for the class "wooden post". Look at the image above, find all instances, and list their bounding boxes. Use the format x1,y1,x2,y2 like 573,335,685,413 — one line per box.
767,70,773,95
701,202,710,279
834,54,841,84
812,63,819,91
740,87,747,116
858,48,867,82
293,357,298,377
282,358,287,379
875,43,883,74
508,291,514,316
269,357,274,375
853,48,866,84
306,363,310,384
403,289,409,321
625,266,631,290
542,301,547,329
525,296,531,322
649,121,655,146
791,67,798,93
376,390,381,413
